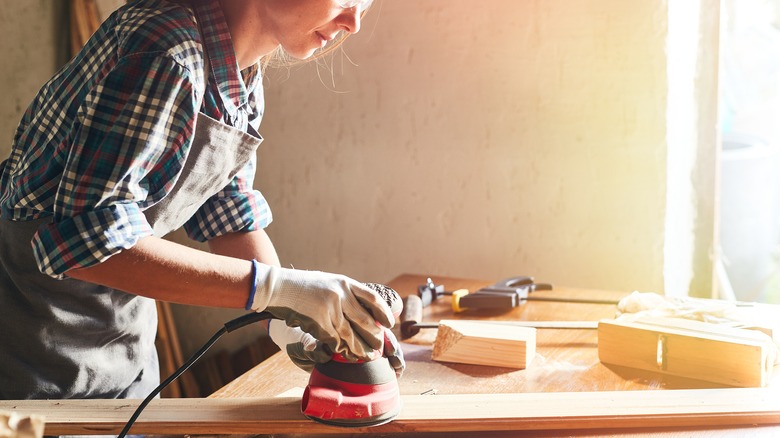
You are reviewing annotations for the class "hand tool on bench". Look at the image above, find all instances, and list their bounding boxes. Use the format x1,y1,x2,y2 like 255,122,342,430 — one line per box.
400,294,598,339
453,276,620,312
417,277,448,306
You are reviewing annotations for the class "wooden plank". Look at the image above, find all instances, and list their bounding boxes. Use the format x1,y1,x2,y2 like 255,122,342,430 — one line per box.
70,0,101,56
155,301,200,397
2,388,779,435
432,320,536,368
598,316,776,387
481,320,598,329
415,320,599,330
154,301,182,398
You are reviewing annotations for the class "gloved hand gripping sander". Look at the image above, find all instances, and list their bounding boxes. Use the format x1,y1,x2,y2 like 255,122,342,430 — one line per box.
302,283,404,427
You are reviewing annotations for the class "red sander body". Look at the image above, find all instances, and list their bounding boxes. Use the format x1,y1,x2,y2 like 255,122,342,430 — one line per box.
301,283,403,427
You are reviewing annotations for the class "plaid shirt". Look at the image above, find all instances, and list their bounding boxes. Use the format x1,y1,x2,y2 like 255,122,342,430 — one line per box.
0,0,271,277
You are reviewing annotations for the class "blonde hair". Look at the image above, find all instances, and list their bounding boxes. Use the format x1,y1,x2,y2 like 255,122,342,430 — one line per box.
259,9,371,71
165,0,372,72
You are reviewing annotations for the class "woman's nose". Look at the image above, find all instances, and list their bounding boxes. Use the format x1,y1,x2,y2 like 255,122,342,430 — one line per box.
339,7,361,34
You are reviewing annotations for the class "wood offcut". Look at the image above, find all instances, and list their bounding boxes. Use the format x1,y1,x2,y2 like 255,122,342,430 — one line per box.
431,320,536,368
0,412,44,438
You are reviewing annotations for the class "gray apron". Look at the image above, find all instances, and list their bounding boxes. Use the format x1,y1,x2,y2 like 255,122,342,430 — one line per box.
0,112,263,399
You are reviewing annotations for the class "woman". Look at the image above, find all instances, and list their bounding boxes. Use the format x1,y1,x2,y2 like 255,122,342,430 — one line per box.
0,0,402,400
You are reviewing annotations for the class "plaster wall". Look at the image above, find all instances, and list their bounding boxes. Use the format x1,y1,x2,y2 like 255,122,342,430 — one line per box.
257,0,669,292
171,0,675,356
0,0,67,147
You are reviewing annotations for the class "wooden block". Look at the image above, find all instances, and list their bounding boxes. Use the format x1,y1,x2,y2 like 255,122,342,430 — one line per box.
0,411,44,438
598,316,776,387
432,320,536,369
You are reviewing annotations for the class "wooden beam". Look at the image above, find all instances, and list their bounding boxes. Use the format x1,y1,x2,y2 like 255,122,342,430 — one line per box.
1,388,779,435
598,316,777,387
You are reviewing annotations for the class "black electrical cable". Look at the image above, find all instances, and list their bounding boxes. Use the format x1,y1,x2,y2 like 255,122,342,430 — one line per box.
117,311,275,438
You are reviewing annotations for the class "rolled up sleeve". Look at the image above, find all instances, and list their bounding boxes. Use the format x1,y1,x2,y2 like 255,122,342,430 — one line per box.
184,156,273,242
31,55,200,277
31,204,154,278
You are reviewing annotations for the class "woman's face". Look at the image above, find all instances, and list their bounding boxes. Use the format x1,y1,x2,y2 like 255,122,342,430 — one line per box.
263,0,365,59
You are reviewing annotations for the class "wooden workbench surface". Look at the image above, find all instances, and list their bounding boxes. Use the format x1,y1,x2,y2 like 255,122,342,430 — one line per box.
1,274,778,436
209,273,780,436
214,273,778,398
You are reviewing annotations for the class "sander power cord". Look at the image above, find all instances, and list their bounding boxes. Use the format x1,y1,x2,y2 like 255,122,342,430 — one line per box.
118,311,274,438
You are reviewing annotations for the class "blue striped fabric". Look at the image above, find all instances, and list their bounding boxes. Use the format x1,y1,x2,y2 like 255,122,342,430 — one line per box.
0,0,271,277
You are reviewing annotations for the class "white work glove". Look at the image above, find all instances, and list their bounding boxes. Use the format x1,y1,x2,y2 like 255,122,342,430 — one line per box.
247,260,394,362
383,327,405,378
268,319,332,372
269,320,406,377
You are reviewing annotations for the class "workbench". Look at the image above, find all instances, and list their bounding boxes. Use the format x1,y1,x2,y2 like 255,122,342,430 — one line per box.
209,273,780,437
2,274,779,436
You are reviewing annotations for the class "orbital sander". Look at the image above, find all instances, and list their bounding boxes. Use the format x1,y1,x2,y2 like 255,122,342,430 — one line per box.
301,283,403,427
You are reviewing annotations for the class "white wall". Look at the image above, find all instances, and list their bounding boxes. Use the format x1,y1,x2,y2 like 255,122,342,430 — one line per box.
0,0,68,144
258,0,671,292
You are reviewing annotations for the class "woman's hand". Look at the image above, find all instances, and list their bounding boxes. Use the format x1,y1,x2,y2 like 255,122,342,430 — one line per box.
247,261,394,362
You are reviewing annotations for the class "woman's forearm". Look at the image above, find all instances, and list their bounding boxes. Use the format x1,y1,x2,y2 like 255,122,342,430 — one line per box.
67,235,253,308
208,228,281,268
